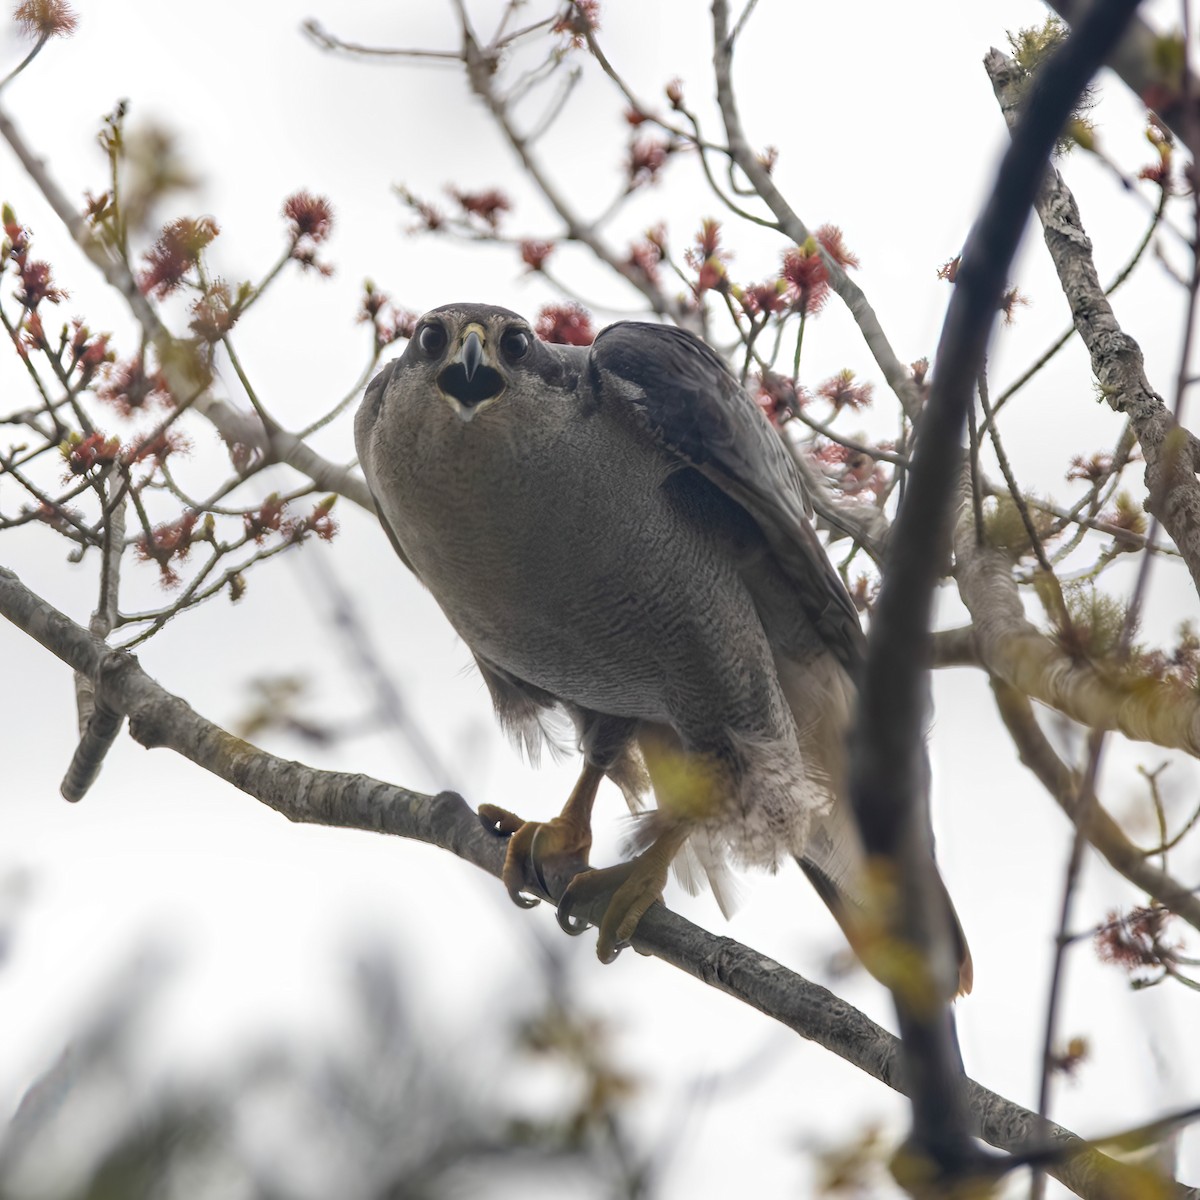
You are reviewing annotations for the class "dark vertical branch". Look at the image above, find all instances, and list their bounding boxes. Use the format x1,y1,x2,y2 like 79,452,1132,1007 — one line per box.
846,0,1146,1181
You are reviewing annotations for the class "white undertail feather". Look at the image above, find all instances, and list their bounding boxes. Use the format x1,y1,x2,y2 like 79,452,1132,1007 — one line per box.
625,651,861,918
777,650,866,895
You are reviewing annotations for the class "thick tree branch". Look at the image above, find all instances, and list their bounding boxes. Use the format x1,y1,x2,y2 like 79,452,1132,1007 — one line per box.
987,48,1200,591
0,562,1194,1200
953,483,1200,758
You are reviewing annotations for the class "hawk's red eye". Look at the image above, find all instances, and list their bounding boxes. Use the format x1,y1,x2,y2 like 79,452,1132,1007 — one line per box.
500,328,530,362
418,324,447,356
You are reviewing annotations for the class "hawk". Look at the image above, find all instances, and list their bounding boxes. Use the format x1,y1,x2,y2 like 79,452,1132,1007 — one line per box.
355,302,971,994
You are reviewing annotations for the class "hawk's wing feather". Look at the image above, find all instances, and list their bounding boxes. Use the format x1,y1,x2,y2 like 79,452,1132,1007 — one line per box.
589,322,864,672
359,359,418,574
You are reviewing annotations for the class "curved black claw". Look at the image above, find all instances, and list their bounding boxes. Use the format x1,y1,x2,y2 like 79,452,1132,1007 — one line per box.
507,884,540,910
555,886,592,937
477,803,523,838
555,875,628,961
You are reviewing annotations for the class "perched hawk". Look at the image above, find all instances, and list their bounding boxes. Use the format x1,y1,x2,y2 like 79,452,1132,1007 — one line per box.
356,302,971,994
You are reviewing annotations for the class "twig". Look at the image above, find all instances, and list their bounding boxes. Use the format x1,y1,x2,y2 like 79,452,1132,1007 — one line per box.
710,6,924,421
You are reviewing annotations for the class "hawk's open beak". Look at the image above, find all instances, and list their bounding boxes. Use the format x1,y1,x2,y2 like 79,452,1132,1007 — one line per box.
437,322,506,420
461,329,483,382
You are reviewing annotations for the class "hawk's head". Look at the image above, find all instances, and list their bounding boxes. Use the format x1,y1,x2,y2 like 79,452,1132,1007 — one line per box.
401,303,542,423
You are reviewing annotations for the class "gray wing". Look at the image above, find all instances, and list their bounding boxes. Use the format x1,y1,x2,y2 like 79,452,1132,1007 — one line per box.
357,358,418,574
589,322,865,672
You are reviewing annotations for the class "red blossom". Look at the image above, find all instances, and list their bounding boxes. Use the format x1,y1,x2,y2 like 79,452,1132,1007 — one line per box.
96,356,173,417
684,219,730,295
291,496,338,542
2,211,29,260
625,228,665,286
189,281,242,342
14,0,78,38
16,259,67,309
755,371,807,426
138,216,219,298
1138,160,1172,189
136,511,199,587
1139,118,1174,191
624,106,649,127
19,310,46,354
376,307,417,346
553,0,599,48
28,499,81,531
357,280,416,347
781,240,829,316
414,202,444,231
535,302,594,346
448,187,511,230
244,494,288,543
999,286,1030,325
69,320,113,382
811,440,888,499
817,368,873,413
398,187,445,232
62,431,121,476
289,244,334,276
627,137,670,188
740,279,786,317
1095,906,1179,978
520,240,555,272
694,218,721,258
125,429,190,467
814,224,860,270
812,441,851,467
665,78,684,109
283,191,334,244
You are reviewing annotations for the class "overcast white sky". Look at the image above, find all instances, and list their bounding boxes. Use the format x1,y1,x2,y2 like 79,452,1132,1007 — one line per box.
2,1,1200,1195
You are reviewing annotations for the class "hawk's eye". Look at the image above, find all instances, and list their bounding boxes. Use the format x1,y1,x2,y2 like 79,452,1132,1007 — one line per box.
417,323,447,356
500,328,531,362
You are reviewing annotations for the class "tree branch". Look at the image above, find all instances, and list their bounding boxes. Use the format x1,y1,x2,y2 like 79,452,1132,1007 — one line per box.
709,1,923,420
987,47,1200,592
0,562,1194,1200
953,480,1200,759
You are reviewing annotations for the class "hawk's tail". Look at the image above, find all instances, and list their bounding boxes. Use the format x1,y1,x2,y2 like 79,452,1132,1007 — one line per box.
797,850,974,999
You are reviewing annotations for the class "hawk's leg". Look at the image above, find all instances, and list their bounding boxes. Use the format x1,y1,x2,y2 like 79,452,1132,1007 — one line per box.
477,761,603,910
556,824,689,964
